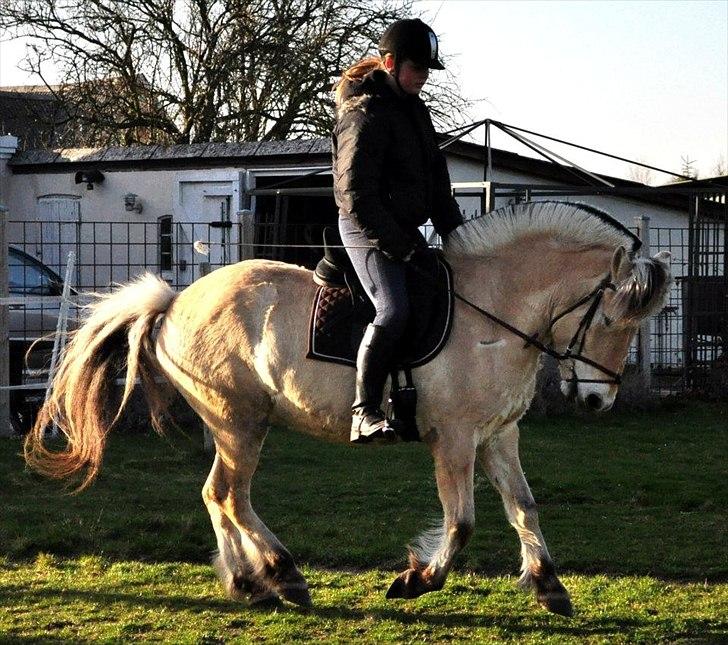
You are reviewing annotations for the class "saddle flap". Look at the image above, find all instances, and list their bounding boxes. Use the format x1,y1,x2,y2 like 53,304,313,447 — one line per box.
308,253,455,369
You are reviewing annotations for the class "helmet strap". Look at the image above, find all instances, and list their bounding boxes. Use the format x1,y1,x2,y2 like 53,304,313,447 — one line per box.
392,53,406,95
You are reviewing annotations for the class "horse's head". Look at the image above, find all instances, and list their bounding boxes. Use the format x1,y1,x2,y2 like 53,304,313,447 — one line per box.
550,246,672,411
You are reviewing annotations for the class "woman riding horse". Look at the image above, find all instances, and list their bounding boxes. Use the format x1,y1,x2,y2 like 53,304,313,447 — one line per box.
332,19,464,443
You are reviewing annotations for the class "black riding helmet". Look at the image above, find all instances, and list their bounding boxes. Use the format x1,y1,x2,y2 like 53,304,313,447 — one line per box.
378,18,445,71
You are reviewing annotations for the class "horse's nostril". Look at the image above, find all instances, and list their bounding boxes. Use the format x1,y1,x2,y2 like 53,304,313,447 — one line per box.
585,393,602,410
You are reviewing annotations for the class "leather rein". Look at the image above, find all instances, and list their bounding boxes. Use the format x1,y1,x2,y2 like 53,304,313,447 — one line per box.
449,273,622,386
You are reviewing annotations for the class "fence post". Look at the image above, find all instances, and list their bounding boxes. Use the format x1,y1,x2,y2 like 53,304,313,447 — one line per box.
483,182,496,214
635,215,652,390
0,205,9,436
198,261,215,452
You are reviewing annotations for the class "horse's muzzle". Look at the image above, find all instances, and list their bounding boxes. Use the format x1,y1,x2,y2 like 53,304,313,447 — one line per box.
579,391,614,412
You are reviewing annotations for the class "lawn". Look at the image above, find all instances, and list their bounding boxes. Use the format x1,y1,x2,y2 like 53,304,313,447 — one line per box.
1,401,726,642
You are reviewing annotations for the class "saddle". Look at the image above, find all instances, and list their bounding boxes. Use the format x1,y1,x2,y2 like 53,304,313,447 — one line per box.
307,228,455,440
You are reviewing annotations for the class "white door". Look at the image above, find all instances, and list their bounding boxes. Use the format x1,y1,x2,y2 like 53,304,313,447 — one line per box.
175,176,240,285
35,195,80,277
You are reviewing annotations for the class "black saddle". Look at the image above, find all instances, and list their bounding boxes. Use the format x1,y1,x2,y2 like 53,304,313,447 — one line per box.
307,227,454,369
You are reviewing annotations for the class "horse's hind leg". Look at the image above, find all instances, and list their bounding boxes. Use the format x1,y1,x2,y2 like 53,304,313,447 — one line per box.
203,453,279,605
477,422,573,617
202,419,311,607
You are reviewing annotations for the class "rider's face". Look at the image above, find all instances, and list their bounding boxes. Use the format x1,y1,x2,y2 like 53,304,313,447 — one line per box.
384,56,430,95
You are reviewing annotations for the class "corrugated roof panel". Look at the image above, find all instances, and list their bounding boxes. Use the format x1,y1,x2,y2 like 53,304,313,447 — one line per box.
202,141,259,158
9,137,335,165
307,139,331,154
102,145,158,161
10,149,60,165
55,148,107,163
153,143,210,159
255,139,316,156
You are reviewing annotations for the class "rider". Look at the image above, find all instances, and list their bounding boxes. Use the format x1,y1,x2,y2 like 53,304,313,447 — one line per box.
331,18,464,443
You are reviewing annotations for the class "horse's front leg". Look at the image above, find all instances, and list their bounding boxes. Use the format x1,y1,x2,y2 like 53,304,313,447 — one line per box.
478,422,573,617
387,429,475,599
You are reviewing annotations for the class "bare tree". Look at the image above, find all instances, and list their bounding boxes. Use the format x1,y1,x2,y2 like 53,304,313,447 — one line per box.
1,0,474,146
627,160,654,185
711,155,726,178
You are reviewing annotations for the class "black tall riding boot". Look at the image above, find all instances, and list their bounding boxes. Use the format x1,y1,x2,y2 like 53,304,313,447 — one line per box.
350,323,401,443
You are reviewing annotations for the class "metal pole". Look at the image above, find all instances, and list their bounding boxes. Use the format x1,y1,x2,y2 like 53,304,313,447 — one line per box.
483,120,491,215
198,260,214,453
0,205,9,436
43,251,76,437
635,216,652,390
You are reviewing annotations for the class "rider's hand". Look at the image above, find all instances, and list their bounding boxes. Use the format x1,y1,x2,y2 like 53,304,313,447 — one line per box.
381,242,416,263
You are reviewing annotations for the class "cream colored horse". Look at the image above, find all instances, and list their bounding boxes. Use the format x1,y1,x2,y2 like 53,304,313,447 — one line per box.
25,202,671,617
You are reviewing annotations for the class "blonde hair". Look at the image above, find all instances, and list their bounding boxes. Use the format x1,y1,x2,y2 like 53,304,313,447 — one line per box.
332,55,386,106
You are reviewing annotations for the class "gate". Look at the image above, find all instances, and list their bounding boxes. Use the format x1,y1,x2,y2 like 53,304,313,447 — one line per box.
683,191,728,391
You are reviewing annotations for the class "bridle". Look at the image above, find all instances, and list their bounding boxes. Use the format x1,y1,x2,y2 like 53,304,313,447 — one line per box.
450,273,623,387
544,275,620,385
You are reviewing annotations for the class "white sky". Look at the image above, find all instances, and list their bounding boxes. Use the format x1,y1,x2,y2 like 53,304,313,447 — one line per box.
416,0,728,181
1,0,726,181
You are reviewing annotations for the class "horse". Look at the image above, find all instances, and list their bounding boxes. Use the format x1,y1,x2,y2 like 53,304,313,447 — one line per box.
25,201,672,617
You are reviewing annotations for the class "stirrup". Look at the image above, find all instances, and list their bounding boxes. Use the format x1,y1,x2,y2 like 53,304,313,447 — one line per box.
350,409,398,444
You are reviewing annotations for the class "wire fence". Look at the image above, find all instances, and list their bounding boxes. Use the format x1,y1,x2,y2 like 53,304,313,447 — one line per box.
2,216,723,424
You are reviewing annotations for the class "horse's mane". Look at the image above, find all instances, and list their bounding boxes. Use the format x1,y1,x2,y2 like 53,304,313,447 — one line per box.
447,201,641,257
447,201,671,322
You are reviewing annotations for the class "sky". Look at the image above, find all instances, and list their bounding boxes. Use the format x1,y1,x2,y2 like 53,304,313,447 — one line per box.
415,0,728,181
1,0,726,181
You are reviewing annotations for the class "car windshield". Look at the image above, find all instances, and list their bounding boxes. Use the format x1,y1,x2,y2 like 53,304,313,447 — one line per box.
9,252,60,295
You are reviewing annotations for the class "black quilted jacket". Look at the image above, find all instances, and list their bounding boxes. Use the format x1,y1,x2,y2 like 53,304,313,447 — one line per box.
332,69,464,259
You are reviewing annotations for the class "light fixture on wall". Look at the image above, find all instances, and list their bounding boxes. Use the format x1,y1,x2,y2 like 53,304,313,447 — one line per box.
74,169,105,190
124,193,143,213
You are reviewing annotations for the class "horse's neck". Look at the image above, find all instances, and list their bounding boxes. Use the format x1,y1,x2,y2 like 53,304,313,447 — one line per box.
447,241,613,335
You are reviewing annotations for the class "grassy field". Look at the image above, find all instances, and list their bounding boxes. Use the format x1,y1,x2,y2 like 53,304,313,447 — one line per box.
1,401,726,642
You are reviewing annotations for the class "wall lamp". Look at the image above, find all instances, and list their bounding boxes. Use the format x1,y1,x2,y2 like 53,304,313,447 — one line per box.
74,169,105,190
124,193,143,213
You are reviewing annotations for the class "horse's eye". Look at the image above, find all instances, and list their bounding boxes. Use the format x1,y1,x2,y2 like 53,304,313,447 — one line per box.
603,315,613,327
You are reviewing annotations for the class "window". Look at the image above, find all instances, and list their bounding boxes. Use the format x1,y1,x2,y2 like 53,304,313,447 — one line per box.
158,215,173,271
8,249,61,296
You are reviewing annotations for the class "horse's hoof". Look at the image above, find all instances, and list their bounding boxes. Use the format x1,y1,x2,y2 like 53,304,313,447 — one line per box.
386,568,430,599
279,582,312,607
537,587,573,617
248,591,283,609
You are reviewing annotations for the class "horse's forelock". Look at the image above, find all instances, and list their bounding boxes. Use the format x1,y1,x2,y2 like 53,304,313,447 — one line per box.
609,256,671,323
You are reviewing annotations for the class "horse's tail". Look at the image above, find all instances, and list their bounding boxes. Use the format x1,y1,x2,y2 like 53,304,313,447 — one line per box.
24,273,177,491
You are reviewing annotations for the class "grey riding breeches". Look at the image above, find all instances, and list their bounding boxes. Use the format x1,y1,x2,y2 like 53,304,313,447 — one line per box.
338,216,410,337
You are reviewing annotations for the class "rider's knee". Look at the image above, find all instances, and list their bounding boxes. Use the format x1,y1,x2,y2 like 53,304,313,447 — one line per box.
376,305,409,338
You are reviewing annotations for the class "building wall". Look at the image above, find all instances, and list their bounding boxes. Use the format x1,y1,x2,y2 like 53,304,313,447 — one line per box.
2,153,703,290
5,166,244,289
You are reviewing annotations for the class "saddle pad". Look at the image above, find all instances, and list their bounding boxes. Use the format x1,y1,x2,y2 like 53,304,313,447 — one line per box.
307,256,454,368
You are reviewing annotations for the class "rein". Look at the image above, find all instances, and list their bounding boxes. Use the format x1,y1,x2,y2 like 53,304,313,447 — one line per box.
411,259,622,386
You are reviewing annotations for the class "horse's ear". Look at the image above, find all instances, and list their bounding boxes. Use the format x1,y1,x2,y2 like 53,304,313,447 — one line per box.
611,246,631,282
653,250,672,266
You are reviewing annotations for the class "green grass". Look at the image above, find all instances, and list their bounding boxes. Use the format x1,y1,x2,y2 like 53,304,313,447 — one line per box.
1,558,725,643
1,401,727,642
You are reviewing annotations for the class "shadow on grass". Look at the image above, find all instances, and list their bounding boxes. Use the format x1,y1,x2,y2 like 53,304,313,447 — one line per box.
1,583,722,640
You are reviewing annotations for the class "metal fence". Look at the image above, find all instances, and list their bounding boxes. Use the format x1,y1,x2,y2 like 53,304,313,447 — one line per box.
5,218,246,433
3,201,725,430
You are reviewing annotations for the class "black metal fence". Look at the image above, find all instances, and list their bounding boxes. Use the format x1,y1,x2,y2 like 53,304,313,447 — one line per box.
4,195,726,412
5,218,248,432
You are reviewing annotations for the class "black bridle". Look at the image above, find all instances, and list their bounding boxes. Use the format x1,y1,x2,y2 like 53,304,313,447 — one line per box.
450,273,622,387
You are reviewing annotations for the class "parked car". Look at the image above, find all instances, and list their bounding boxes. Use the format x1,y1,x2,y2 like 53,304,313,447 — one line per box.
8,247,77,434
